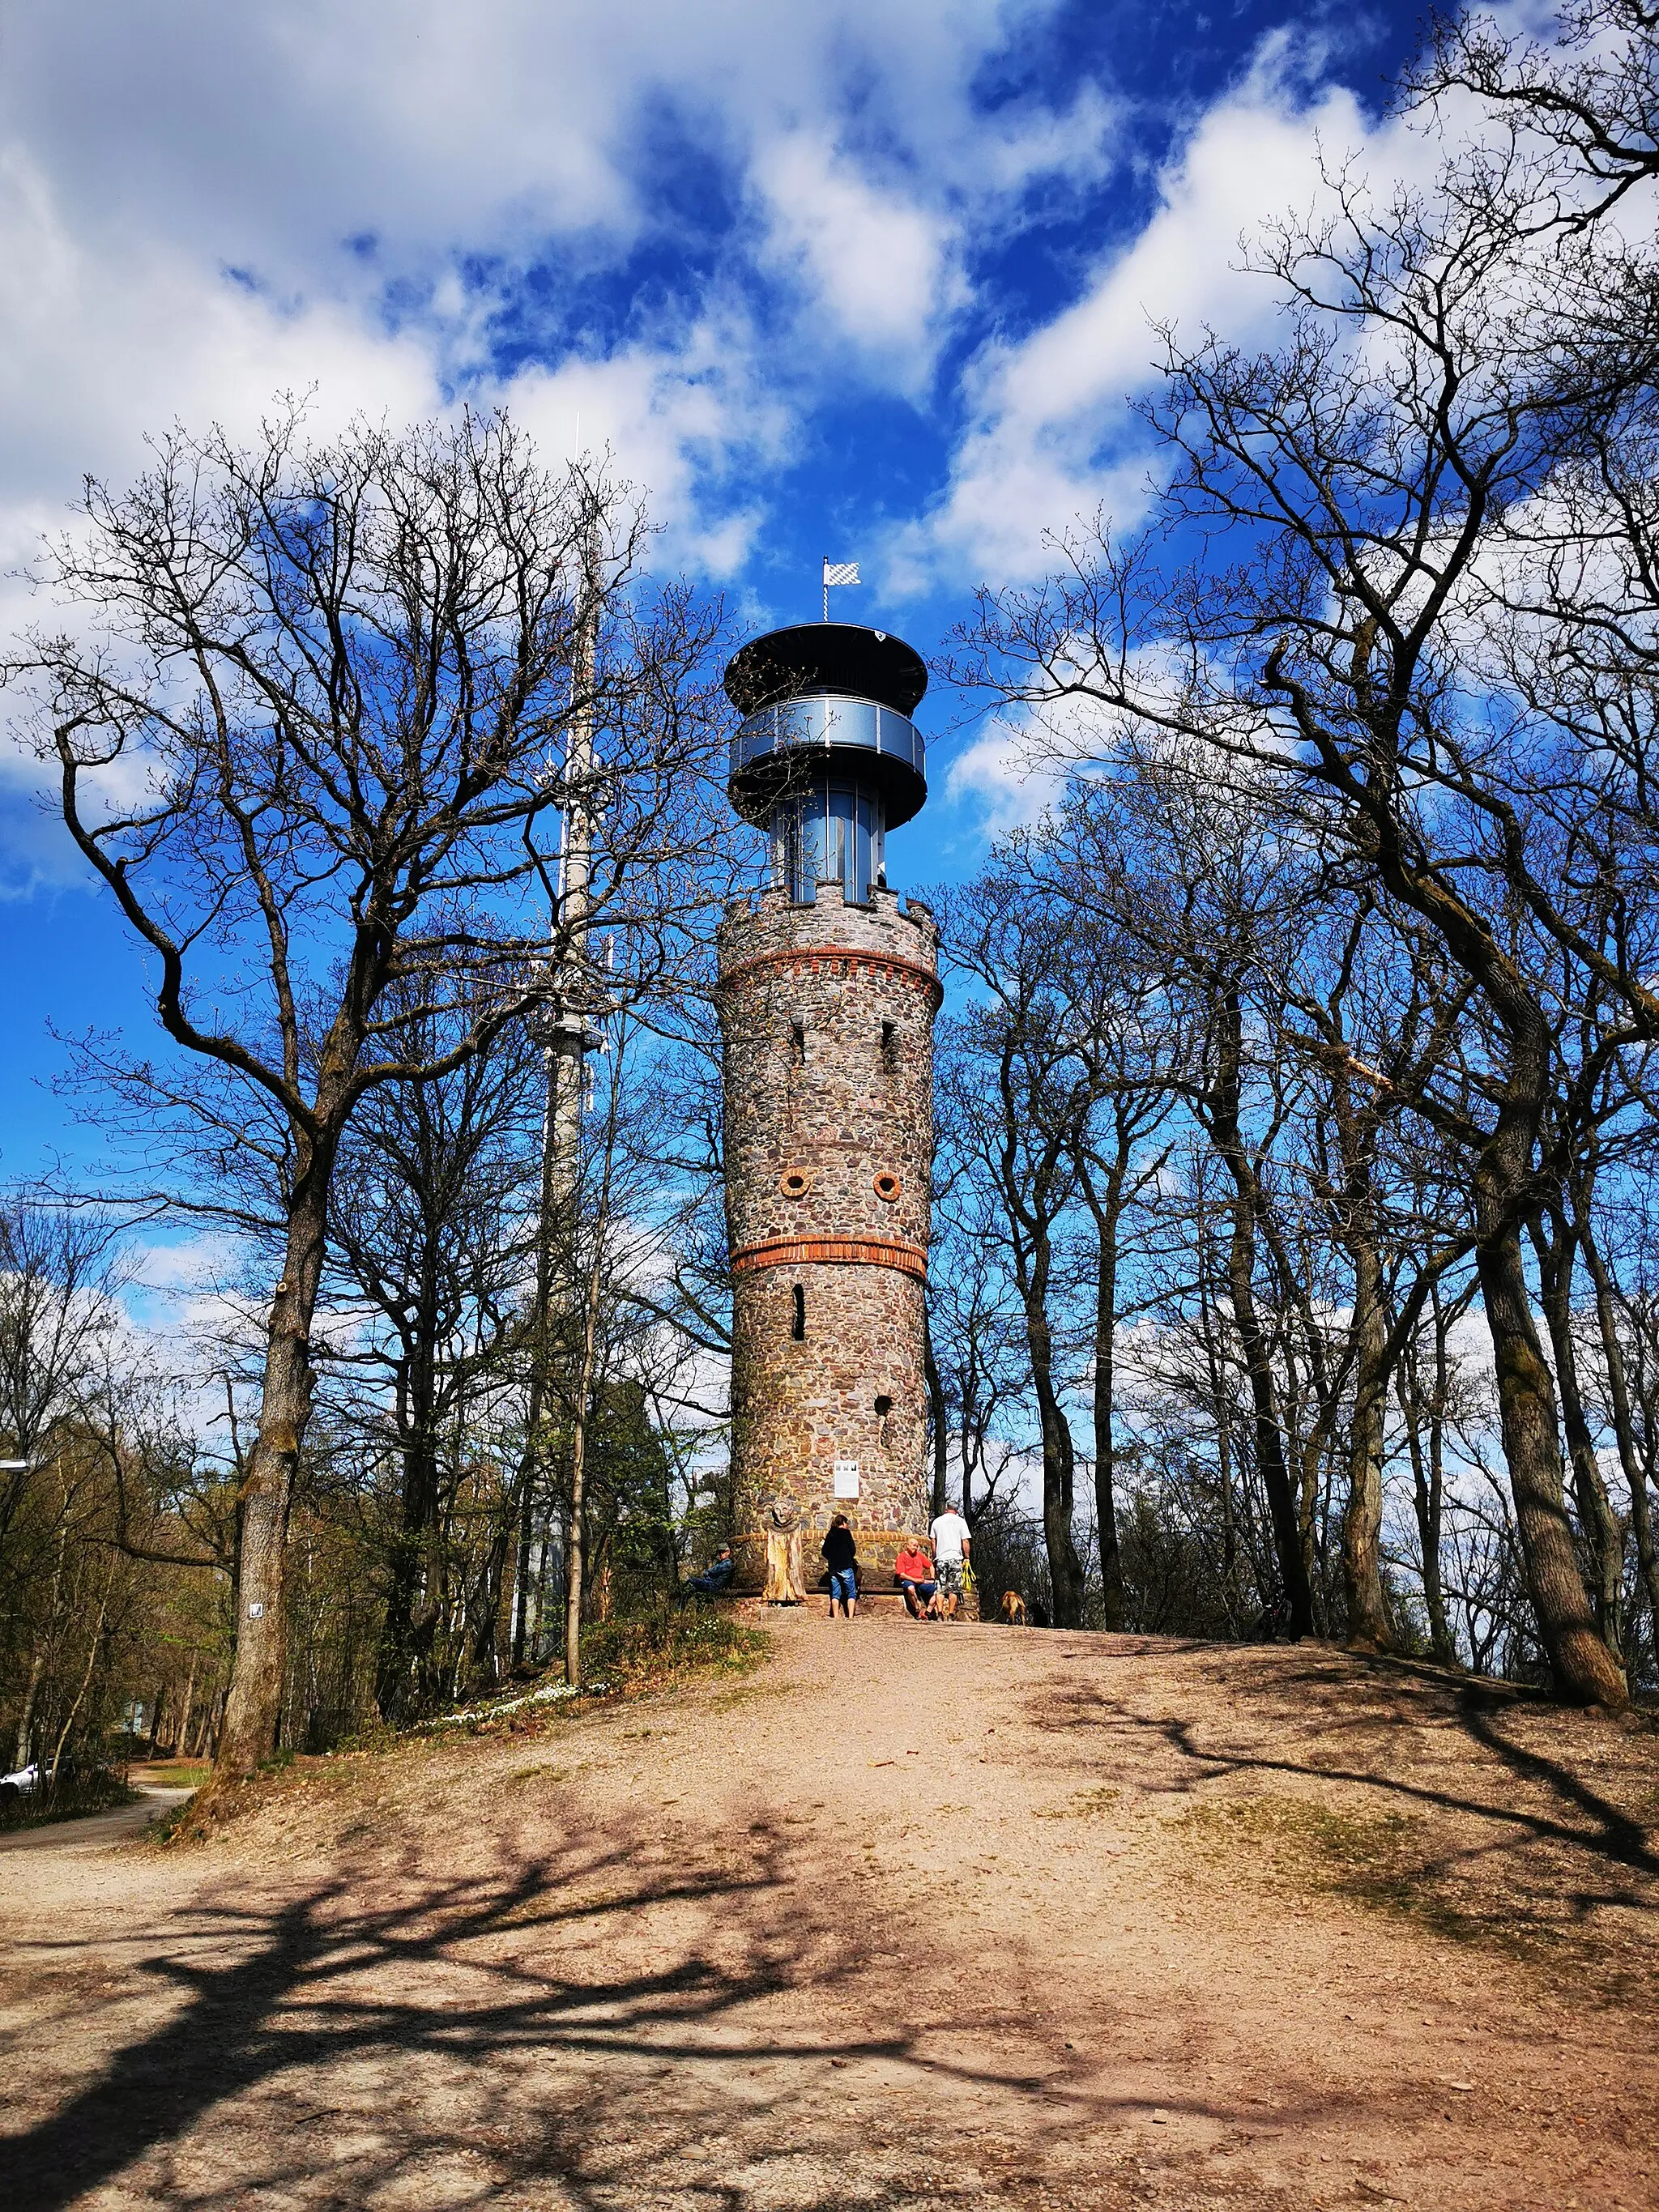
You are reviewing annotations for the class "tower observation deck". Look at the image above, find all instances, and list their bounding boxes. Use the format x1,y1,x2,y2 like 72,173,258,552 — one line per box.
724,622,928,906
716,620,938,1600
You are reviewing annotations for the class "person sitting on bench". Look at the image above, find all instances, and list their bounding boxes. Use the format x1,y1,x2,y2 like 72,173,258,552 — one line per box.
894,1538,939,1619
676,1544,735,1602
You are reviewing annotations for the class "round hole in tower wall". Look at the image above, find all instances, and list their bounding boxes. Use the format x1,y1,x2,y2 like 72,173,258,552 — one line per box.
779,1167,812,1199
872,1171,902,1204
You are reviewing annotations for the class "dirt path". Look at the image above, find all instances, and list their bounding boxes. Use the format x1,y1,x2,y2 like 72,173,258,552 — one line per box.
0,1789,194,1856
1,1612,1655,2210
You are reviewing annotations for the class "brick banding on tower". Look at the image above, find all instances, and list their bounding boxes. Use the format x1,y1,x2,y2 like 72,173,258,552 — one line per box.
730,1233,928,1279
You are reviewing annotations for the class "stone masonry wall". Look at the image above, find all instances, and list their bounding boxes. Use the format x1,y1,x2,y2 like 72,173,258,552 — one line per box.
717,880,939,1594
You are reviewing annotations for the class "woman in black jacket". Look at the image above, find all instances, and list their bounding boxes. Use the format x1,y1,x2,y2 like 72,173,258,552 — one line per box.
821,1514,858,1619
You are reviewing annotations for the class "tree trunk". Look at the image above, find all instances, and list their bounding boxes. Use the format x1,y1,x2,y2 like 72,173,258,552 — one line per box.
376,1289,443,1720
1091,1238,1127,1633
1075,1136,1132,1632
514,1034,567,1672
1397,1306,1459,1668
1208,1268,1239,1598
215,1150,334,1778
563,1026,624,1690
16,1515,70,1767
562,1231,606,1687
511,1473,537,1669
1207,991,1313,1637
1017,1250,1087,1629
173,1662,197,1760
1533,1213,1625,1660
923,1310,949,1520
1341,1238,1391,1647
1230,1210,1311,1636
1476,1220,1627,1707
1576,1204,1659,1650
14,1646,46,1770
470,1515,512,1681
49,1569,113,1785
1327,1057,1390,1647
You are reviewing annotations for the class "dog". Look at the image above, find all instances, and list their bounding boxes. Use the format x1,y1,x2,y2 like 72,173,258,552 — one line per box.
1000,1588,1028,1628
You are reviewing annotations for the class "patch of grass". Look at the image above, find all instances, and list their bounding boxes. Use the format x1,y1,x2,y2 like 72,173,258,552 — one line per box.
332,1717,399,1756
147,1794,198,1847
1036,1785,1121,1821
151,1609,770,1848
505,1762,571,1788
149,1749,355,1849
135,1763,213,1790
706,1677,776,1714
578,1603,770,1700
1176,1792,1520,1950
1182,1793,1414,1888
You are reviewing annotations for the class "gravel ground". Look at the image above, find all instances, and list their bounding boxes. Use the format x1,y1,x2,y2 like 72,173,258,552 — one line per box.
1,1609,1654,2211
0,1790,194,1856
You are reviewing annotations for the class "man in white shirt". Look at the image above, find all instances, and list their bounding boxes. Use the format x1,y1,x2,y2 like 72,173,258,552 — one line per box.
928,1507,971,1619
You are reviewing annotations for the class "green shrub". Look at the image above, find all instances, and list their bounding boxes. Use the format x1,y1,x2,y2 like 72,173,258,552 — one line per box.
580,1601,768,1697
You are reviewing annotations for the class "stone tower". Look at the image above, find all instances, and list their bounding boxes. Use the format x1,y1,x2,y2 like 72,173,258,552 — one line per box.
717,622,939,1594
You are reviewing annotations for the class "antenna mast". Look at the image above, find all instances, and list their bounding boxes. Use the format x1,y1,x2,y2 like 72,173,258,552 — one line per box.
514,484,603,1666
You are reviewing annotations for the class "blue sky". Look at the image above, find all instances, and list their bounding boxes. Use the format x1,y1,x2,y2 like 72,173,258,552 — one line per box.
0,0,1435,1191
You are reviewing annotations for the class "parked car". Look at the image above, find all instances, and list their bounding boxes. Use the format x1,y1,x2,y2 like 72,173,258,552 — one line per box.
0,1762,40,1805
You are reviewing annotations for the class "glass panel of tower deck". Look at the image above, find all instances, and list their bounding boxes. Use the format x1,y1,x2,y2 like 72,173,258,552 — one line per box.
723,623,928,904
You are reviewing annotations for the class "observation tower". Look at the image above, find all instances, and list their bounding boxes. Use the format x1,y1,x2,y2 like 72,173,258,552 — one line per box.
715,623,940,1597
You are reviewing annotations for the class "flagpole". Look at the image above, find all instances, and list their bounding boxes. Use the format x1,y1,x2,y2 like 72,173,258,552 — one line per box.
822,557,829,623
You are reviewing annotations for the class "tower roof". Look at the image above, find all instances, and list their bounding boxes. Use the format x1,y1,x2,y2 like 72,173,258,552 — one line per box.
723,623,928,718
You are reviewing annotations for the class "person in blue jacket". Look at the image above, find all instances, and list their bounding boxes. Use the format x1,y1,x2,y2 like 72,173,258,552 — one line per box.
676,1544,736,1603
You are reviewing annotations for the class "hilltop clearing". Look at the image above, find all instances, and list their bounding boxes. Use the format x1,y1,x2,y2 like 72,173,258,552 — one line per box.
1,1611,1654,2210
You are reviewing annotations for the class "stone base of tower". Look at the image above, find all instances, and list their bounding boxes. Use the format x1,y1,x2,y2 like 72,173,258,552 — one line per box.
717,880,940,1599
729,1257,932,1596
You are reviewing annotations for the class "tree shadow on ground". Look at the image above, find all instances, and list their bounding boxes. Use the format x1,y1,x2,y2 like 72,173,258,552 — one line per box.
5,1803,1185,2212
5,1822,842,2209
1021,1642,1659,1960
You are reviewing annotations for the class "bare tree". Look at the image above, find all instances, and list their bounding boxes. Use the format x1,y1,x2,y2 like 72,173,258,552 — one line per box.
952,126,1643,1703
1411,2,1659,223
322,979,543,1719
5,407,731,1771
938,873,1090,1626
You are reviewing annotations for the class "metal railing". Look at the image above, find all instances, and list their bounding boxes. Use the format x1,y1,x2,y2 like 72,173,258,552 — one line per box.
731,694,924,779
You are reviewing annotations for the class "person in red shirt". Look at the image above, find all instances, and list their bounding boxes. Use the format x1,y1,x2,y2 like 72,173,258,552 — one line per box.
894,1538,939,1619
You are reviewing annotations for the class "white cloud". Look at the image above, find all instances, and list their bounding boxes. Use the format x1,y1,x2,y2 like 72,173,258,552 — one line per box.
941,717,1068,837
754,130,965,388
0,0,1098,595
0,2,1461,888
0,141,440,497
501,309,790,574
898,36,1423,588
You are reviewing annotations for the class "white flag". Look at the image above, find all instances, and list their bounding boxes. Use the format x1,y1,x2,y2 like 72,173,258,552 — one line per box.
822,560,860,588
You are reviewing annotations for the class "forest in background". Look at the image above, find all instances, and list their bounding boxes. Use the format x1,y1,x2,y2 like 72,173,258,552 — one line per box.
5,2,1659,1794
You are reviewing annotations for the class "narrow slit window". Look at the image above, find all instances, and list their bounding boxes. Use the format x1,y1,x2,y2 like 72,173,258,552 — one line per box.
791,1020,807,1064
791,1283,806,1340
881,1019,896,1059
